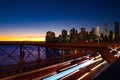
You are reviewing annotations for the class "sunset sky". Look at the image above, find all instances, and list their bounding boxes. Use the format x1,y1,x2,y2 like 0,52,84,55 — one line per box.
0,0,120,41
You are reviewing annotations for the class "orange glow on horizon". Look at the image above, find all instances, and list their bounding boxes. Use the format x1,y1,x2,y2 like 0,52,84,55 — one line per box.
0,36,45,41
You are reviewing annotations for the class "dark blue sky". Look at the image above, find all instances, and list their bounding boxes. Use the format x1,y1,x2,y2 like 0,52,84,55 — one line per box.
0,0,120,39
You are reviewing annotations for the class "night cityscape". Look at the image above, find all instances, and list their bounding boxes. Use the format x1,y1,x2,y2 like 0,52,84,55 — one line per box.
46,21,119,43
0,0,120,80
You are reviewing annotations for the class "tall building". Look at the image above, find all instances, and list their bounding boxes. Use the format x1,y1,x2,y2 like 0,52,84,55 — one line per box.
92,28,95,34
96,25,101,37
89,28,96,42
104,21,108,37
46,31,55,42
61,29,68,42
81,27,85,33
108,30,113,41
70,27,78,42
79,27,88,42
62,29,67,38
114,22,119,40
70,27,77,35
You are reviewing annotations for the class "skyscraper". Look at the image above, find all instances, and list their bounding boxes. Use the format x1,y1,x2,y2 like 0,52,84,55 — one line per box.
61,29,68,42
96,25,101,37
81,27,85,33
62,29,67,38
109,30,113,41
70,27,78,42
92,28,95,34
70,27,77,35
114,22,119,40
104,21,108,37
46,31,55,42
80,27,86,41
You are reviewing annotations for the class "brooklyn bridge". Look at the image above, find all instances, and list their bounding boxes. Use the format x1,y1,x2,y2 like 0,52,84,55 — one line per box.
0,41,119,80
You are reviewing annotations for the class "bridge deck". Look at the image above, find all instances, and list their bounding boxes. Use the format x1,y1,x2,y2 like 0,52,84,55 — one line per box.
0,41,119,79
0,41,119,47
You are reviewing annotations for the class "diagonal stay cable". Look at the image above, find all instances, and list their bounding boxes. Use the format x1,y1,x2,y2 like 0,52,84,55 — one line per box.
0,46,19,65
24,46,37,60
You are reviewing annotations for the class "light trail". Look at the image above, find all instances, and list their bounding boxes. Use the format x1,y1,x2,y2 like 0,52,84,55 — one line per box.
59,64,77,72
77,72,90,80
43,59,94,80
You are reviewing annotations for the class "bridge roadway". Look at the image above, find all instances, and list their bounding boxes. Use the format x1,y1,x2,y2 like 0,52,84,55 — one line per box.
0,41,119,47
0,41,118,79
0,41,117,63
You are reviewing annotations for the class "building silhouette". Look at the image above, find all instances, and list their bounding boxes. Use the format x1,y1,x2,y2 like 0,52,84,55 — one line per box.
46,31,56,42
92,28,95,34
89,28,96,42
108,30,114,41
70,27,78,42
114,22,119,40
61,29,68,42
45,21,119,43
104,21,108,37
62,29,67,38
80,27,87,42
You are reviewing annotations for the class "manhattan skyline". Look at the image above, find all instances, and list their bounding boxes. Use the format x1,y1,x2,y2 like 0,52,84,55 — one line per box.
0,0,120,41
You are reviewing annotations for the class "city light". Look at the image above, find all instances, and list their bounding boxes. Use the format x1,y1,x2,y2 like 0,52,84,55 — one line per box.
43,59,94,80
0,0,120,79
77,72,90,80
